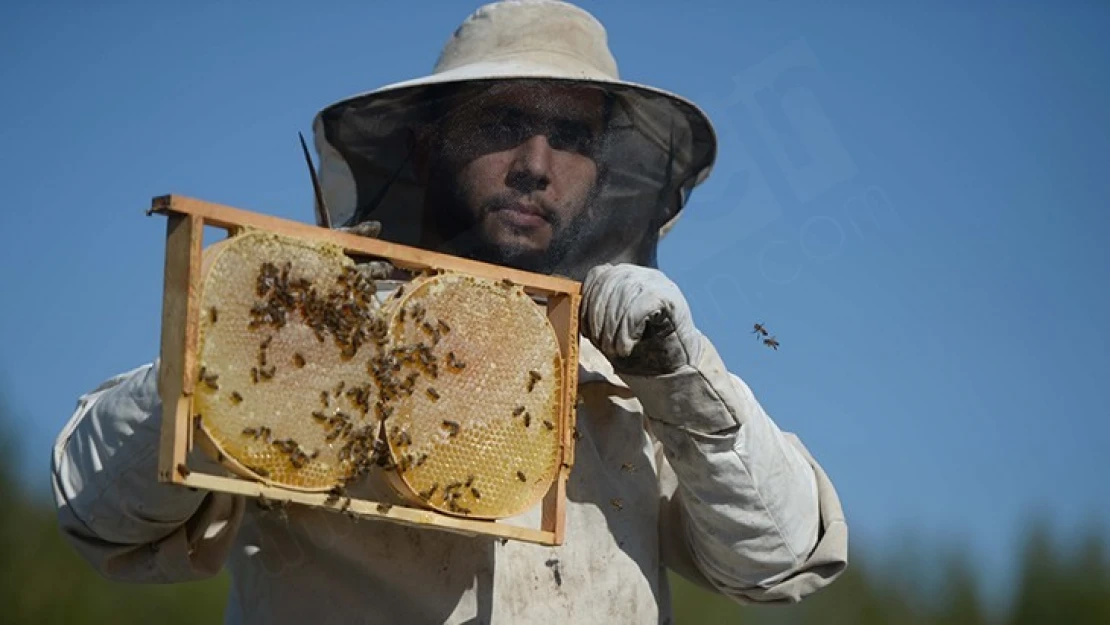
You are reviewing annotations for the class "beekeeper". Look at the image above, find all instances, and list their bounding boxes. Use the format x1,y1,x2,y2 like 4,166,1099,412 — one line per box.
51,2,848,623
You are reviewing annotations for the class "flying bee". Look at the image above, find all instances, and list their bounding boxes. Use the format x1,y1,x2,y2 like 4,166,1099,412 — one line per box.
442,420,460,437
610,498,624,511
230,391,243,405
620,462,637,473
753,322,769,338
293,353,306,368
527,370,542,392
516,470,527,482
763,336,780,351
426,387,440,401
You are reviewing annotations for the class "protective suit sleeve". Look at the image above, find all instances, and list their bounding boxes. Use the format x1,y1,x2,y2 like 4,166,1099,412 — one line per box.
621,335,848,603
51,360,245,583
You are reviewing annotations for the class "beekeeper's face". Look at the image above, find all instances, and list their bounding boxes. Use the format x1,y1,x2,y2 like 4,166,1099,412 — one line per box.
424,83,607,274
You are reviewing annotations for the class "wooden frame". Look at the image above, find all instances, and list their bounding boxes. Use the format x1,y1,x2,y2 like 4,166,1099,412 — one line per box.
150,194,580,546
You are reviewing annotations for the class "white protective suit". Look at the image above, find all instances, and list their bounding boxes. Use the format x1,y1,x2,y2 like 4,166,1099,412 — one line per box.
52,329,847,624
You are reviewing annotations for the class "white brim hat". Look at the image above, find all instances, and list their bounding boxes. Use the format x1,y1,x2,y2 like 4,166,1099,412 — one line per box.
311,0,717,239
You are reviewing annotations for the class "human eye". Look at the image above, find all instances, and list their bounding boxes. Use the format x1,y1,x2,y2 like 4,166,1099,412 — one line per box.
548,120,596,155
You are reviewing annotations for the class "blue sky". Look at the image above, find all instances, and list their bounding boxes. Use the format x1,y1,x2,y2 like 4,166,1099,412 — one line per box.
2,0,1107,606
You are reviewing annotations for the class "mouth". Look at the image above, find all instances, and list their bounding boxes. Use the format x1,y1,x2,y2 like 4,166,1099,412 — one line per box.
492,202,551,228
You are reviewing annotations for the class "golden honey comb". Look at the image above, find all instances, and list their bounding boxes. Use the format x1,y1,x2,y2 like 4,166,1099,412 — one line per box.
193,231,386,491
381,273,563,519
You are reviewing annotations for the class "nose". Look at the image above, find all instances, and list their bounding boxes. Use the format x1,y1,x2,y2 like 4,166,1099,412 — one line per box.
506,134,553,193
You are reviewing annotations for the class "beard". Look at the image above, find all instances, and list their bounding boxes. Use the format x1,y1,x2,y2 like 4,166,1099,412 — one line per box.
426,169,599,277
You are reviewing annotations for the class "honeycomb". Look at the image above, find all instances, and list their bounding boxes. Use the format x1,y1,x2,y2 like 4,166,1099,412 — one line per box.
193,231,386,491
381,273,563,519
190,230,565,516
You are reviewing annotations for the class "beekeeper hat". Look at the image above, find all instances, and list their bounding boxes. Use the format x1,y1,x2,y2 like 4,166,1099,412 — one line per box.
311,0,717,243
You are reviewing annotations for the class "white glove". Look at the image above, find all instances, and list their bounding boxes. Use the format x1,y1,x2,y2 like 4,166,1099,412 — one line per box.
580,263,705,376
337,220,393,280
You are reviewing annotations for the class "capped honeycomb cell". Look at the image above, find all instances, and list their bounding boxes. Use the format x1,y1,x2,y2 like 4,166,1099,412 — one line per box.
193,231,387,491
381,273,563,519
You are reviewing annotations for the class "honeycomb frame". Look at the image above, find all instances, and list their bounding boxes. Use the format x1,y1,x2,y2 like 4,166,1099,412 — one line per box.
150,194,580,546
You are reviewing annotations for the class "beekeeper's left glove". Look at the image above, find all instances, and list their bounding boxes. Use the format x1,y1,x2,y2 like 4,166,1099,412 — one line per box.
580,263,705,377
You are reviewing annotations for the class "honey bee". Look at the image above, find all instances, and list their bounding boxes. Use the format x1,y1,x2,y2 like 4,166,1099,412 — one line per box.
419,483,438,500
526,370,542,392
258,366,276,380
192,414,202,428
229,391,243,405
500,278,514,288
334,381,345,396
516,470,527,482
208,307,218,324
426,387,440,401
376,503,393,514
470,487,481,500
320,390,330,408
465,474,475,487
250,367,259,384
260,335,273,349
311,410,328,422
512,406,526,417
763,336,780,351
543,420,554,430
437,319,451,334
442,420,460,437
176,463,191,478
340,497,351,513
415,453,428,467
523,412,531,428
293,353,306,368
242,427,258,437
258,349,267,367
